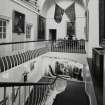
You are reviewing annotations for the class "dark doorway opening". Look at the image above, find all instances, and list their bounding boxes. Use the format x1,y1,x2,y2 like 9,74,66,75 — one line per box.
49,29,57,41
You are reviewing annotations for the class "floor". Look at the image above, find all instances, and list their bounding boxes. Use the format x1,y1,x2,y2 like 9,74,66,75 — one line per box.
52,80,90,105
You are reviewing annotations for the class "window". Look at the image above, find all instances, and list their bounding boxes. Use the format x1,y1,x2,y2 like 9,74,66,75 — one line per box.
26,24,32,39
0,19,7,39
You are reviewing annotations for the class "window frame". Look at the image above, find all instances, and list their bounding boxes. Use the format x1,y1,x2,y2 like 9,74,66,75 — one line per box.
0,19,8,40
26,24,32,39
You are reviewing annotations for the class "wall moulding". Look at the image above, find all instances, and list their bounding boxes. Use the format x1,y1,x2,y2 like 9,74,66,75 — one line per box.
11,0,40,14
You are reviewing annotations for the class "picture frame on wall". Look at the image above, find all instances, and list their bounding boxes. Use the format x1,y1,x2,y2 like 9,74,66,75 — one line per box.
67,22,75,39
12,11,25,34
38,15,46,40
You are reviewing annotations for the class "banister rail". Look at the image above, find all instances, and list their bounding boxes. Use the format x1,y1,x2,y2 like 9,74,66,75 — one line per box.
0,39,86,45
0,77,57,87
0,40,51,45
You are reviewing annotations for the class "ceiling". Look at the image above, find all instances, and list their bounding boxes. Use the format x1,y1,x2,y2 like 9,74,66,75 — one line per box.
37,0,88,16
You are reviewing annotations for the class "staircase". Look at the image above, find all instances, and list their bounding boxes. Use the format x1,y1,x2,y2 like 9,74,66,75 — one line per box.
0,75,90,105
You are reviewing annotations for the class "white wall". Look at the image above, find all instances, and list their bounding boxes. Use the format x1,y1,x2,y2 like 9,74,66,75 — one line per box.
87,0,99,57
46,0,86,40
0,0,38,56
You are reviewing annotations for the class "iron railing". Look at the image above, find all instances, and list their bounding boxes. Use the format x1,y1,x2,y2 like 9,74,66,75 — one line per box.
0,40,86,55
0,76,57,105
0,40,86,73
51,40,86,53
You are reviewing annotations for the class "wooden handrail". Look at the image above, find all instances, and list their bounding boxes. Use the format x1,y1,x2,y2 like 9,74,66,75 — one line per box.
0,39,86,45
0,77,57,87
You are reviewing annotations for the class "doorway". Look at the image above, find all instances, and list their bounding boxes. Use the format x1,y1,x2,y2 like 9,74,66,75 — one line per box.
49,29,57,41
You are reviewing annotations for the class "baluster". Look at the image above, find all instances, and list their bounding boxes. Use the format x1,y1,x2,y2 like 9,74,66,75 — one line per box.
76,40,78,53
40,85,44,105
61,41,64,52
34,86,38,105
12,86,14,105
79,40,80,53
66,40,67,52
62,40,63,52
51,42,52,52
31,50,34,59
59,41,60,52
29,50,32,60
5,56,9,70
60,41,63,52
0,57,5,72
66,40,67,53
42,85,46,105
80,40,82,53
51,41,53,52
56,41,57,52
41,85,44,105
2,57,7,71
29,51,31,60
68,40,69,53
56,41,58,52
70,40,72,52
19,86,21,105
4,87,6,105
72,40,74,52
32,86,35,105
17,54,21,65
42,85,48,105
72,40,73,53
24,86,26,105
13,55,17,66
36,86,40,105
23,52,26,63
74,40,76,52
69,40,70,53
79,40,81,53
81,40,83,53
39,85,43,105
8,56,12,69
26,51,29,61
19,53,23,64
28,86,30,105
83,40,85,53
59,40,60,52
21,53,24,63
83,40,84,53
67,40,69,53
76,40,78,52
42,85,47,104
64,40,65,53
26,51,28,62
65,40,66,52
37,86,40,105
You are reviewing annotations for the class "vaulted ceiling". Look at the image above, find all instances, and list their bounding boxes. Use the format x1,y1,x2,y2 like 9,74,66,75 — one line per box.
37,0,87,9
37,0,88,16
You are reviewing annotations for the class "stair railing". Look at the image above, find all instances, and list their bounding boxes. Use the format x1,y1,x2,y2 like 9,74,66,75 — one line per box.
0,76,57,105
